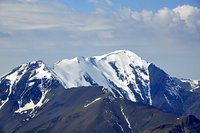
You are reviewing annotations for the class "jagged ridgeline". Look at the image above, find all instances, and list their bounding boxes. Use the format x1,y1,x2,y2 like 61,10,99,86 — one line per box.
0,50,200,132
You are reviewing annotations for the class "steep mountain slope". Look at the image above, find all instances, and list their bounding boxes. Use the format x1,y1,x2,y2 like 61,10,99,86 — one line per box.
1,86,200,133
0,50,200,128
53,50,199,116
53,50,152,104
0,60,60,115
148,64,184,115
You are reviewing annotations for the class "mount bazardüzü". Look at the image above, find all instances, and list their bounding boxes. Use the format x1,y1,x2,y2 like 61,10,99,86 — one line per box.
0,50,200,133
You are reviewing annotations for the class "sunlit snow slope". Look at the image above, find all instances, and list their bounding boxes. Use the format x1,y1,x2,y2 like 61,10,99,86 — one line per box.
0,50,199,116
53,50,152,104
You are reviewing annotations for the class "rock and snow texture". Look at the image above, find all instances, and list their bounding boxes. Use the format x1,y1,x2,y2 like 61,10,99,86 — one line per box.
0,50,199,116
0,61,59,113
53,50,152,104
180,79,200,92
53,50,198,115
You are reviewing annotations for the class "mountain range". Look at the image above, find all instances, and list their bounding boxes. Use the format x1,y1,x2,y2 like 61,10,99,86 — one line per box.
0,50,200,133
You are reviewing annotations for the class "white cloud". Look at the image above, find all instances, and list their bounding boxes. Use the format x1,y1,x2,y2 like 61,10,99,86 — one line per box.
0,1,199,53
0,1,200,79
0,1,113,31
0,1,199,47
173,5,200,20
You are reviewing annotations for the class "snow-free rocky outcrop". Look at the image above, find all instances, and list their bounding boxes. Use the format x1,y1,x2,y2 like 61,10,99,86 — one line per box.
0,50,200,119
1,86,200,133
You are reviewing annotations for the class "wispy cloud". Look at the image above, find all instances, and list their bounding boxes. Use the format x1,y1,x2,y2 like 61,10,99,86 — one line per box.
0,1,199,53
1,1,199,40
0,0,200,79
0,0,113,31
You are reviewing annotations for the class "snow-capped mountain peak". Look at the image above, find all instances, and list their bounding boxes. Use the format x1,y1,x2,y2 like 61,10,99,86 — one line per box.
0,60,59,114
53,50,152,104
91,50,148,67
0,50,198,117
2,60,51,89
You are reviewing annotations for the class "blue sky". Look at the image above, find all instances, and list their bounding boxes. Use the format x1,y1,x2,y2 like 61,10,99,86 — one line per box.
60,0,200,12
0,0,200,79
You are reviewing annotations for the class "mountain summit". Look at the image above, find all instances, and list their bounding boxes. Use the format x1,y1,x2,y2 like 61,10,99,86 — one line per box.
53,50,151,104
0,50,200,132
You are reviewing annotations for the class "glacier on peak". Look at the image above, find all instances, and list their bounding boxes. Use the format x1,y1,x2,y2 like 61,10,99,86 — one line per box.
53,50,152,104
0,50,199,116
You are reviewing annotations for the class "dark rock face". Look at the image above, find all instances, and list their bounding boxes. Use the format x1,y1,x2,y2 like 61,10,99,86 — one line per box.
148,64,184,115
0,86,200,133
0,79,10,101
148,115,200,133
148,64,200,119
0,52,200,132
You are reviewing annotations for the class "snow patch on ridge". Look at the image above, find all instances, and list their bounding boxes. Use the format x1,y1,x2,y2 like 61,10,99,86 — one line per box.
15,90,49,114
120,106,132,130
29,62,51,80
84,97,102,108
181,79,200,92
